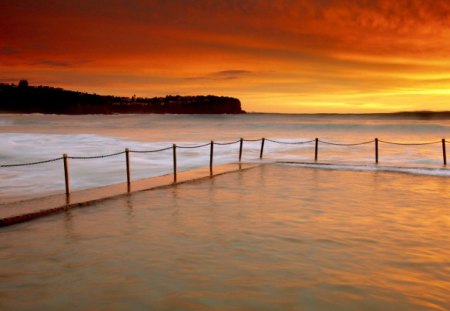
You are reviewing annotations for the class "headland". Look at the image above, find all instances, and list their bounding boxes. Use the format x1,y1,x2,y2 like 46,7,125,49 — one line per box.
0,81,245,114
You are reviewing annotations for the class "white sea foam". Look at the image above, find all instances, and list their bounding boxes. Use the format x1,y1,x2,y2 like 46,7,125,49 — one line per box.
0,133,270,200
1,114,449,202
279,162,450,177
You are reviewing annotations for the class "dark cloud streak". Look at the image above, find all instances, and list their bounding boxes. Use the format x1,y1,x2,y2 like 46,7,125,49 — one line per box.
187,70,252,81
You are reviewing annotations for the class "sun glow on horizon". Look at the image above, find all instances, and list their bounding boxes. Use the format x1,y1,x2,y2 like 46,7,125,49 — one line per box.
1,0,450,113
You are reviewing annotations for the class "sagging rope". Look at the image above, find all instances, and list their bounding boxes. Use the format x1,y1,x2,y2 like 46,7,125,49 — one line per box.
243,138,263,142
68,151,125,160
177,142,211,149
266,138,316,145
129,146,173,153
378,140,441,146
319,139,374,146
214,139,241,146
0,157,63,168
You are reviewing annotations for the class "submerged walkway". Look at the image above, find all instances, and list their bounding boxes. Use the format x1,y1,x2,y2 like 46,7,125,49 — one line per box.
0,163,260,227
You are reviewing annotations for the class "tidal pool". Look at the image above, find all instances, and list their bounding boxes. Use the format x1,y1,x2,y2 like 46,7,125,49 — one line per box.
1,165,449,310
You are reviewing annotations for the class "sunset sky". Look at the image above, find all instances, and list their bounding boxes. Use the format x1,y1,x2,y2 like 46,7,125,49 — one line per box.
1,0,450,113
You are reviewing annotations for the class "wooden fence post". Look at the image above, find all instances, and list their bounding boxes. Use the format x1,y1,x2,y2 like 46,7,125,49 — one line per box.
443,139,447,166
125,148,131,192
63,153,70,196
173,144,177,183
260,138,265,159
210,141,214,177
239,138,243,162
375,138,379,164
314,138,318,161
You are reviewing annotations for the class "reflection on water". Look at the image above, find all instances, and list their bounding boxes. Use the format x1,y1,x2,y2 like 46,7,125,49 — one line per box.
0,165,449,310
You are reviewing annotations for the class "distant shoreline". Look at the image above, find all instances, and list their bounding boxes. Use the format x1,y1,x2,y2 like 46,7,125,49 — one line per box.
0,81,245,115
245,111,450,119
1,111,449,120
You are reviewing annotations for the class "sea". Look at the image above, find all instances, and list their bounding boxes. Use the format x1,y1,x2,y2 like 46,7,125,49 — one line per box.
1,113,450,310
0,113,449,202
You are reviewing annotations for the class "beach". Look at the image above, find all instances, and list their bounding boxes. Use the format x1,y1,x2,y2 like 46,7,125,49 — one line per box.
1,164,449,310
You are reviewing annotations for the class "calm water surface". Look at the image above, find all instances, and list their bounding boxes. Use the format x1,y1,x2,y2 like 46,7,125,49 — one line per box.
1,165,449,310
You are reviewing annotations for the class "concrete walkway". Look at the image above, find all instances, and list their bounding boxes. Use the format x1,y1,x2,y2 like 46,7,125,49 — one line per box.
0,163,260,227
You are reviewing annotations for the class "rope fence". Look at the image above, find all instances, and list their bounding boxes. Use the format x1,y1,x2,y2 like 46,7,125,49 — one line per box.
0,157,63,168
265,138,316,145
68,151,126,160
319,139,375,146
243,138,263,142
128,146,173,153
213,139,241,146
378,140,441,146
177,142,211,149
1,137,447,196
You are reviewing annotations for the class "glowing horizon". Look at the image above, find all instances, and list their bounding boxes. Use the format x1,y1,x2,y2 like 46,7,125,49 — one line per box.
1,0,450,113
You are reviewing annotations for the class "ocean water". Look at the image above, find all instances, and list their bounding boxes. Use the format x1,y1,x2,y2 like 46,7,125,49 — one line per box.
0,165,449,310
0,113,449,201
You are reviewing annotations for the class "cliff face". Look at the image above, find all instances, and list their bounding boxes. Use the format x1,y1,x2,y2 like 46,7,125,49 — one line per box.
0,83,245,114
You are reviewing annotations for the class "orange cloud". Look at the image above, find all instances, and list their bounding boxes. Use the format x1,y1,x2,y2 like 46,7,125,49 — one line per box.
1,0,450,112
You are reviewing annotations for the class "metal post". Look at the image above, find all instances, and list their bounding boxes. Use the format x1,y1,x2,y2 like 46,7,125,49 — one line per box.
63,153,70,196
314,138,318,161
260,138,265,159
173,144,177,183
375,138,379,164
239,138,243,162
443,139,447,166
210,141,214,177
125,148,131,192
